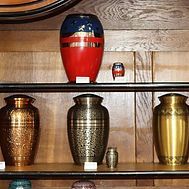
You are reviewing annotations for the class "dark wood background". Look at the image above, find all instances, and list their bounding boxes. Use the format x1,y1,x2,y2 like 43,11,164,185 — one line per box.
0,0,189,188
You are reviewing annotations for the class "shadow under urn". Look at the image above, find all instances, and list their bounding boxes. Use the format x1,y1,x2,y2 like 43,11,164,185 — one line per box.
60,13,104,83
0,94,40,166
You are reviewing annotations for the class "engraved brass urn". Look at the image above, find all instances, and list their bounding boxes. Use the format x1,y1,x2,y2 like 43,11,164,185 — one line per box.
153,93,189,165
0,94,40,166
67,94,109,165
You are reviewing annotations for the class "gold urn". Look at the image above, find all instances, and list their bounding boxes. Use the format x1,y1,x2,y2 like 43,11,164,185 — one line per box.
0,94,40,166
153,93,189,165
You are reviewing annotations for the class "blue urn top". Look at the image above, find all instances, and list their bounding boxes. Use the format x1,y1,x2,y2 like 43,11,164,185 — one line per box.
60,14,104,37
9,179,32,189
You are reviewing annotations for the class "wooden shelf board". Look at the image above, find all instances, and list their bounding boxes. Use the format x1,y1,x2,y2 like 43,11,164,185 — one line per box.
0,163,189,180
0,82,188,92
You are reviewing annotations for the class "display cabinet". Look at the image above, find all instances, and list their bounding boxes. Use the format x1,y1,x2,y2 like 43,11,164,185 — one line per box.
0,0,189,188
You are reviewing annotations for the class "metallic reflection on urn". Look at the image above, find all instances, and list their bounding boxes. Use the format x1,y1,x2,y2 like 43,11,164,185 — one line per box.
67,94,109,165
153,93,189,165
0,94,40,166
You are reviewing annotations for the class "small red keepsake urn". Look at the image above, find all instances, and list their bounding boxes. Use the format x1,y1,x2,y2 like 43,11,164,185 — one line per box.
60,14,104,83
112,62,125,80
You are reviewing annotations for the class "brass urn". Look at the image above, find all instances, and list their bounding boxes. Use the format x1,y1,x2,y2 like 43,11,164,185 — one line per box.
0,94,40,166
153,93,189,165
67,94,109,165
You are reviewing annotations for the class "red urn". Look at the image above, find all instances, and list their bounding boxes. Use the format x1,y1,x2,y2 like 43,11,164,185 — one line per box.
60,14,104,83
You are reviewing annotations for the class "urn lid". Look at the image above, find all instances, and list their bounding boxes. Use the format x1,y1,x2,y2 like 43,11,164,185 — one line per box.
4,94,35,103
73,94,103,104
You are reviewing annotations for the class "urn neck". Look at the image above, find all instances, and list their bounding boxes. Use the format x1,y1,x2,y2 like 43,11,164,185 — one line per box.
5,94,35,108
66,13,98,19
107,147,117,153
159,93,187,105
74,94,103,105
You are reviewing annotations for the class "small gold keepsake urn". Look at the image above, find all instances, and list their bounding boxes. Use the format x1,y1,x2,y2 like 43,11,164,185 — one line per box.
153,93,189,165
106,147,118,168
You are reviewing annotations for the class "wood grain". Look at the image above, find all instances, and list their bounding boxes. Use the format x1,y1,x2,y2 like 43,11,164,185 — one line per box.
0,0,189,30
105,30,189,51
135,52,153,162
135,52,153,186
0,52,65,82
1,30,189,52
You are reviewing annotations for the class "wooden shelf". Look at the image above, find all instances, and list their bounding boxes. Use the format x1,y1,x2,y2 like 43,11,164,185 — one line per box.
1,163,189,180
0,83,188,181
0,82,188,92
